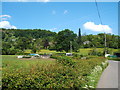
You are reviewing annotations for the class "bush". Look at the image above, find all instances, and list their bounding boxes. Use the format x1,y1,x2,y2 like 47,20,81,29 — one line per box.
2,56,108,89
50,54,60,59
72,53,84,59
2,48,18,55
16,50,24,55
23,55,31,58
88,49,103,56
56,56,75,67
103,48,112,55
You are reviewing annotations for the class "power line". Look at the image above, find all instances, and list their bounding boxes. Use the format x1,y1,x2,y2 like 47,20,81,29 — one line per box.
95,0,103,25
95,0,107,55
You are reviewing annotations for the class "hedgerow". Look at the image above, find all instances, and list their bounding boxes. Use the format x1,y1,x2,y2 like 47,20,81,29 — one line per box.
2,56,108,89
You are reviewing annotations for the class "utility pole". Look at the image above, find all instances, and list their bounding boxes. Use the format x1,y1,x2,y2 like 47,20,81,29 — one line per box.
104,32,107,55
70,41,72,53
95,0,107,56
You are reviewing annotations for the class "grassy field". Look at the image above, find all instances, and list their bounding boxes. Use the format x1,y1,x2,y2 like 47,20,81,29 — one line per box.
78,48,120,55
24,48,120,56
2,55,55,72
24,49,63,54
2,48,119,89
2,55,108,89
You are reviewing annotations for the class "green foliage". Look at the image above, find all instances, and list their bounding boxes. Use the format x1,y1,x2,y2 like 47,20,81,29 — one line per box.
2,29,120,55
50,54,61,59
87,48,114,56
2,29,56,55
55,29,79,52
77,28,82,46
103,48,112,55
72,53,84,59
31,47,37,53
2,55,108,89
88,48,103,56
81,33,119,48
23,55,31,58
107,57,120,61
56,56,75,67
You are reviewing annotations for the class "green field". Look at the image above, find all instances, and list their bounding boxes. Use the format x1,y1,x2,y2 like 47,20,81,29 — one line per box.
2,55,55,71
24,48,120,56
2,55,108,89
2,48,119,89
78,48,120,55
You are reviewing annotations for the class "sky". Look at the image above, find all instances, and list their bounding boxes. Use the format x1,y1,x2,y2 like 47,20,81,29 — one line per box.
0,2,118,35
2,0,120,2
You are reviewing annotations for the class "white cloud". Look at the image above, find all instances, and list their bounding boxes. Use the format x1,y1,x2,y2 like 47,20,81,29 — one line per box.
0,15,11,20
0,15,11,18
0,21,17,29
63,10,68,14
41,0,50,2
50,28,57,31
0,15,17,29
83,22,112,33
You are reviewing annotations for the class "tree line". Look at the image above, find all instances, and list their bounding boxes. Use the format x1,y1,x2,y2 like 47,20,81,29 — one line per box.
1,28,119,55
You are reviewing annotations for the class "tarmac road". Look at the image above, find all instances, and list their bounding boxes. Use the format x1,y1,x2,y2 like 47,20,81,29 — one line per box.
97,60,119,89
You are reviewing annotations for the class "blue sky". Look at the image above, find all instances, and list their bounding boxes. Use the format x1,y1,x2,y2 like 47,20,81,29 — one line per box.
1,2,118,35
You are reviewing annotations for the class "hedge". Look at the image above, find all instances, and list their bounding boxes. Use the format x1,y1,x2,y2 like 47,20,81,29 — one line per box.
2,56,108,89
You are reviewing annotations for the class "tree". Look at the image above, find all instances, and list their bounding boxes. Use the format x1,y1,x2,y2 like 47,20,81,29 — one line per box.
15,37,32,51
55,29,79,52
43,39,49,49
77,28,82,46
2,28,120,55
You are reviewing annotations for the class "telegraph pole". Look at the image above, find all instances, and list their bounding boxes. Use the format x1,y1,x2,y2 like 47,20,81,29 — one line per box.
104,32,107,55
95,0,107,55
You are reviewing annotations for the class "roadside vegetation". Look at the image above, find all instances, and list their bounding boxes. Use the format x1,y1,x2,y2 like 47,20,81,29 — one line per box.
2,55,108,89
107,57,120,61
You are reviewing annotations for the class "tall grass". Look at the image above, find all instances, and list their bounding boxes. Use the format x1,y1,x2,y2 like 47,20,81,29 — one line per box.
2,55,55,72
78,48,119,55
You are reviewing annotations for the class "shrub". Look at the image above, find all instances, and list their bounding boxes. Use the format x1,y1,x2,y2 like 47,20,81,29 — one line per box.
23,55,31,58
2,56,108,89
88,49,103,56
72,53,83,59
56,56,75,67
103,48,112,55
50,54,60,59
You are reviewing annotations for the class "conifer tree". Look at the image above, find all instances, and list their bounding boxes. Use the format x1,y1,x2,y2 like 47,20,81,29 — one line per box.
77,28,82,45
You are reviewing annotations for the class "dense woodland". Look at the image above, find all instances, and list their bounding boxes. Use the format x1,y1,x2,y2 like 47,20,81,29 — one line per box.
1,28,120,55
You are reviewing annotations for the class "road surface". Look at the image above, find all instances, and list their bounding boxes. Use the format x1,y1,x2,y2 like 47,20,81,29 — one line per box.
97,60,119,89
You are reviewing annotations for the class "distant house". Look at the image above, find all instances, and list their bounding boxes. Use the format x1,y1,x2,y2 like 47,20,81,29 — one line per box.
83,41,90,45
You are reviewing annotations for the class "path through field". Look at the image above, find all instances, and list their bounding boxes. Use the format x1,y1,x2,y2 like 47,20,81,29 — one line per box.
97,60,119,89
